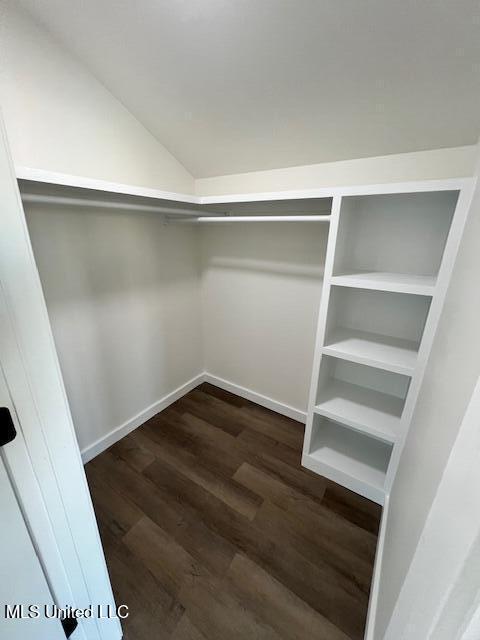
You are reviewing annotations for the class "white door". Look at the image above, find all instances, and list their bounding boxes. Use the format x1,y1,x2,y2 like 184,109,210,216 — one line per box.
0,405,65,639
0,116,120,640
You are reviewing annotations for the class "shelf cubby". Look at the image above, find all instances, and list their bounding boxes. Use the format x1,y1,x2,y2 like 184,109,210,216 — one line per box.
323,287,431,375
303,415,393,504
332,191,458,291
323,327,419,375
314,357,409,443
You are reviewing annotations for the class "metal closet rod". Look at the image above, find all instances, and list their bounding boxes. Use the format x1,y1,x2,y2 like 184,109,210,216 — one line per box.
20,194,331,222
169,215,331,223
20,193,225,217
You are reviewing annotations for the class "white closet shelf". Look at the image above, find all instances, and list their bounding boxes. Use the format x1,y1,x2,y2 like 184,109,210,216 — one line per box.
314,379,402,443
302,421,391,504
330,271,436,296
323,328,418,375
20,193,213,217
17,169,333,222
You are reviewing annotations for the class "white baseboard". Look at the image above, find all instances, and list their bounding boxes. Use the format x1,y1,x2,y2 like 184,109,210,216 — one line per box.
81,373,205,463
81,371,306,463
203,372,307,423
364,494,389,639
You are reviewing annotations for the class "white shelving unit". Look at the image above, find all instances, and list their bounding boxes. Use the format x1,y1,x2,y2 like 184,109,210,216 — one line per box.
302,183,475,504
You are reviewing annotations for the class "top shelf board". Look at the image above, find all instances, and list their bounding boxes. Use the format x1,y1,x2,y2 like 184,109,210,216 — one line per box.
17,175,332,219
330,271,436,296
17,167,472,206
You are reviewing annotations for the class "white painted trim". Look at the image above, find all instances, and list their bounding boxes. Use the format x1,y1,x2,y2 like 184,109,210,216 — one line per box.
16,166,199,204
199,178,473,203
16,165,474,206
203,373,307,423
81,373,205,463
364,495,390,640
81,372,306,464
302,195,342,453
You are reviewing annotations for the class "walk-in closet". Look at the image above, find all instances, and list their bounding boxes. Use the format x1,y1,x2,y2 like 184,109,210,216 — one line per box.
1,3,479,640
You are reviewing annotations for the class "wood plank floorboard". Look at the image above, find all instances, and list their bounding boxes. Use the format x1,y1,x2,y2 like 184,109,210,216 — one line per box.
85,384,381,640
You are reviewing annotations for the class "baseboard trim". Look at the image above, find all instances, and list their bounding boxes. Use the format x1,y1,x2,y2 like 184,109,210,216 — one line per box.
81,373,205,463
364,494,389,639
81,371,306,463
203,372,307,423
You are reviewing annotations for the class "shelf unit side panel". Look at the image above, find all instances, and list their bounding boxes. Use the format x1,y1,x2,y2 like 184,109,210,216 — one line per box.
303,195,343,456
384,182,476,492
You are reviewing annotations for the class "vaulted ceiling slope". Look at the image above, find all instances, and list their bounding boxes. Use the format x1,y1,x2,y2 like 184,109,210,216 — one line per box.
19,0,480,178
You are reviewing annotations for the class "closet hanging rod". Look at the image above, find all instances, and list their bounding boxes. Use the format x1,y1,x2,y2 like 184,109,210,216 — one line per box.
20,193,225,217
170,215,331,223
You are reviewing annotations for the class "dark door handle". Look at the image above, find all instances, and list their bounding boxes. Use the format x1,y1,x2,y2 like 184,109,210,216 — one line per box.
61,616,78,638
0,407,17,446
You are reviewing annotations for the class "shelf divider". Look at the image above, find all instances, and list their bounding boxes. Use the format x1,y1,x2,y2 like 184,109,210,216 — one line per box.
330,271,436,296
303,418,392,504
323,328,418,376
314,379,402,443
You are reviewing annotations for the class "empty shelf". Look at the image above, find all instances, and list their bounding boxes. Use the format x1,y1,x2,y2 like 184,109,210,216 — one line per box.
330,271,436,296
323,328,418,375
314,379,402,443
303,420,391,504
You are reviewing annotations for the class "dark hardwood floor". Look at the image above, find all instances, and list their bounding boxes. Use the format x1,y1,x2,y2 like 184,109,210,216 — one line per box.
85,383,381,640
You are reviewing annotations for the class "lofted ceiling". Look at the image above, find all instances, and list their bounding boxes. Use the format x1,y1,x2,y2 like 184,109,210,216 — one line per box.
18,0,480,178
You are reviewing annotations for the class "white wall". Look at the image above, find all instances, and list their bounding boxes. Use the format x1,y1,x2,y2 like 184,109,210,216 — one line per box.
0,1,200,459
26,203,328,457
374,162,480,637
195,146,477,195
384,376,480,639
200,222,328,415
25,203,203,455
0,2,194,193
